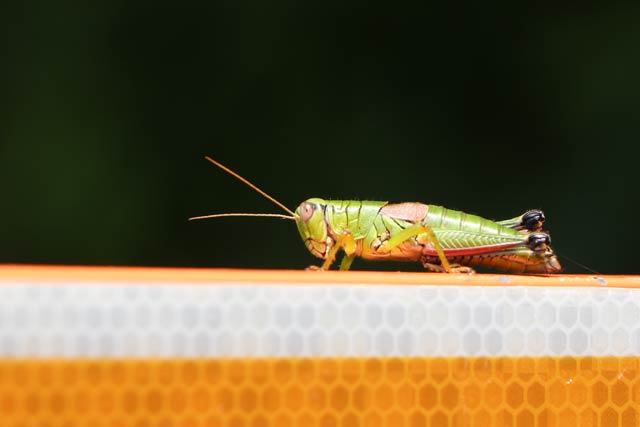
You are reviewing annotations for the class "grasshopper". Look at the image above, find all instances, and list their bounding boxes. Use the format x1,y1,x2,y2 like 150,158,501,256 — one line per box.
191,157,562,274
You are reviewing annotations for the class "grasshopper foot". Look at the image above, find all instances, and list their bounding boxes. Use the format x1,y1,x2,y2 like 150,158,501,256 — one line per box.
422,262,475,274
305,265,325,271
448,264,476,274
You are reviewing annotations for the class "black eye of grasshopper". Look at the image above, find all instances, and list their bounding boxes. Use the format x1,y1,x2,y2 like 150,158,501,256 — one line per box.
300,202,315,222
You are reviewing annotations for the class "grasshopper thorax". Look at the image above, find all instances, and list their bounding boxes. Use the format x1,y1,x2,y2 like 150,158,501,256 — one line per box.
295,198,330,259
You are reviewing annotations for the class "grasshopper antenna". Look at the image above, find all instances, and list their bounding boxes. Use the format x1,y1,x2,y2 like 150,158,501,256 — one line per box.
189,213,295,221
189,156,297,221
557,253,600,275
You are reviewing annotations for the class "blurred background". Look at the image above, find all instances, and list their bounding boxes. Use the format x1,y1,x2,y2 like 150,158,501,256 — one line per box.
1,3,638,273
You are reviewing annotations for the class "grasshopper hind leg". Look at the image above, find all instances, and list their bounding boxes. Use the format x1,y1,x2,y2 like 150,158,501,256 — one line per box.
497,210,545,232
384,223,476,273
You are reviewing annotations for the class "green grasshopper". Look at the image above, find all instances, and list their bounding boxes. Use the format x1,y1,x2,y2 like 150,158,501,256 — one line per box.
191,156,562,274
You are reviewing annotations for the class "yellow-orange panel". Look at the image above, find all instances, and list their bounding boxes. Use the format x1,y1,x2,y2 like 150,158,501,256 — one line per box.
0,357,638,427
1,265,640,426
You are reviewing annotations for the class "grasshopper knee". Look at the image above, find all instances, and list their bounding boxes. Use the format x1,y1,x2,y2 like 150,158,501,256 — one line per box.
521,210,545,232
527,232,551,252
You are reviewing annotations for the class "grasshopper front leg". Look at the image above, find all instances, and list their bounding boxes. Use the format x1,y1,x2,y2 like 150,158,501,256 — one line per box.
339,254,356,271
306,232,358,271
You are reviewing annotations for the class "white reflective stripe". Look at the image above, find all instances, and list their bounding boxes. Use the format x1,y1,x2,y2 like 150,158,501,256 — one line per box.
0,282,638,357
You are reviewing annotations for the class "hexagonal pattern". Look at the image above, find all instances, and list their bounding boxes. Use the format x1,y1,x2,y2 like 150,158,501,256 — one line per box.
1,284,639,358
0,281,638,425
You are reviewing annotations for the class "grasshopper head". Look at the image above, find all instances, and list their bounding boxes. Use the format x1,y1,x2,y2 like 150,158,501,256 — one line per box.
295,198,330,259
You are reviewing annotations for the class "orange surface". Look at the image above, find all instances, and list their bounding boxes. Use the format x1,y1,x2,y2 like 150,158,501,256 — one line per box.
0,264,638,288
0,357,638,427
1,265,640,426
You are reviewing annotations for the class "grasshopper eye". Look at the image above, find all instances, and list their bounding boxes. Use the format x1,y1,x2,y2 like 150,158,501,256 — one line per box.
300,202,315,222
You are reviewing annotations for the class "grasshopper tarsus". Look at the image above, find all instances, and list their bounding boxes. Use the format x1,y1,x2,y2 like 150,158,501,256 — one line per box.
422,262,476,274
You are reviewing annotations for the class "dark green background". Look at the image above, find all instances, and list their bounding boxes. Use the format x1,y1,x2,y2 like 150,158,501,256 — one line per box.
2,4,638,273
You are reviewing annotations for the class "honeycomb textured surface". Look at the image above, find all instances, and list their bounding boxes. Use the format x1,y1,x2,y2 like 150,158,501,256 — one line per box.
0,280,639,426
1,357,639,426
1,283,639,358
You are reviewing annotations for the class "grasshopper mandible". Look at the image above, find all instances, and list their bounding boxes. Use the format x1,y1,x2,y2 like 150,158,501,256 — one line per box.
190,156,562,274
